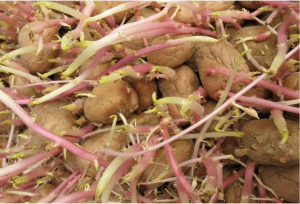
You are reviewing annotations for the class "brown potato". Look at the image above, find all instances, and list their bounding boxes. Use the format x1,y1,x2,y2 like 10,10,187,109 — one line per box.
240,119,299,166
63,151,79,173
231,26,277,72
78,58,111,80
51,166,71,187
31,183,55,203
200,1,235,12
84,80,139,124
18,21,59,73
225,27,239,41
167,5,195,25
194,100,219,133
224,180,257,203
238,1,264,9
158,65,200,122
147,34,196,68
52,49,78,68
282,74,299,101
77,131,127,177
195,40,249,100
83,26,101,41
124,77,157,112
259,165,299,203
140,139,194,189
0,103,12,133
8,75,40,97
126,112,160,126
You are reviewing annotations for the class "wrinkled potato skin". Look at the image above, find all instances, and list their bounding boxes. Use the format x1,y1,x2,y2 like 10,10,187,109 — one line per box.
167,5,194,25
224,180,257,203
259,165,299,203
26,101,77,147
147,34,196,68
52,49,78,68
84,80,139,124
124,77,157,112
240,119,299,166
201,1,235,12
122,8,158,50
0,103,12,132
195,41,249,100
158,65,199,121
238,1,263,9
9,75,40,97
18,21,58,73
78,58,111,80
224,27,238,41
77,131,127,177
126,112,160,126
93,1,133,24
31,184,55,203
140,139,194,189
231,26,277,72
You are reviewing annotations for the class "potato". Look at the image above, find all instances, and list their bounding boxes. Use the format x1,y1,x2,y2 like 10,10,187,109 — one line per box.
84,80,139,124
140,139,194,189
147,34,196,68
238,1,264,9
0,103,12,133
8,75,40,97
195,40,249,100
259,165,299,203
231,26,277,72
224,180,257,203
18,21,59,73
52,49,78,68
31,183,55,203
221,137,249,165
83,26,101,41
124,77,157,112
158,65,199,122
126,112,160,126
200,1,235,12
225,27,238,41
194,100,219,133
63,151,79,173
77,131,127,177
24,100,77,147
93,1,133,24
122,8,159,50
282,74,299,100
51,166,71,187
240,119,299,166
78,58,111,80
167,5,195,25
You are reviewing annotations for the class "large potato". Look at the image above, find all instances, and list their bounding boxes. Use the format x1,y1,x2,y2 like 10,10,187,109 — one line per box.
240,119,299,166
140,139,194,189
18,21,59,73
158,65,199,122
231,26,277,72
195,40,249,100
147,34,196,68
259,165,299,203
77,131,127,177
84,80,139,124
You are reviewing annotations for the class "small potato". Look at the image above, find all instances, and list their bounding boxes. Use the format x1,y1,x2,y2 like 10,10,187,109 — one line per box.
231,26,277,72
18,21,59,73
140,139,194,189
224,180,257,203
93,1,133,24
8,75,40,97
240,119,299,166
25,100,77,147
259,165,299,203
147,34,196,68
77,131,127,177
195,40,249,100
84,80,139,124
0,103,12,133
78,58,111,80
126,112,160,126
158,65,200,121
31,183,55,203
124,77,157,112
238,1,264,9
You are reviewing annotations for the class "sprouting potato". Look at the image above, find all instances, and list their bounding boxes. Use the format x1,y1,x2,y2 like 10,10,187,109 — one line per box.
147,34,196,68
259,165,299,203
240,119,299,166
51,166,71,187
140,139,194,189
167,5,195,25
238,1,264,9
31,183,55,203
77,131,127,177
8,75,40,97
0,103,12,133
84,80,139,124
78,57,111,80
126,112,161,126
52,49,78,68
224,180,257,203
18,21,59,73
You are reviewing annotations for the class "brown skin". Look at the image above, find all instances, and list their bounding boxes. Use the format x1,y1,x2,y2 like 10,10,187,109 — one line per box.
238,1,264,9
147,34,196,68
78,57,111,80
84,80,139,124
0,103,12,133
52,49,78,68
18,21,59,73
77,131,127,177
63,151,79,173
93,1,133,24
200,1,235,12
225,27,239,41
31,183,55,203
224,180,257,203
259,165,299,203
83,26,101,41
231,26,278,72
282,74,299,101
140,139,194,189
240,119,299,166
126,112,161,126
124,77,157,112
158,65,200,122
8,75,40,97
167,5,195,25
195,40,249,100
194,100,219,133
51,166,71,187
